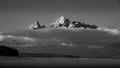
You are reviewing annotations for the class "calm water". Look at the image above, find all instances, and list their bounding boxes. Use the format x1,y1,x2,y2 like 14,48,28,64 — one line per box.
0,57,120,68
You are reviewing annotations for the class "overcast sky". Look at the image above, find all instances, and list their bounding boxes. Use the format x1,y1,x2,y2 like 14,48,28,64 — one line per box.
0,0,120,31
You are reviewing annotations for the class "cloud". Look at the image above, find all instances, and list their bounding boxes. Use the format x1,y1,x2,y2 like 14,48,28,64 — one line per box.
60,42,77,46
58,26,120,35
97,27,120,35
0,34,36,47
0,35,4,41
5,35,35,42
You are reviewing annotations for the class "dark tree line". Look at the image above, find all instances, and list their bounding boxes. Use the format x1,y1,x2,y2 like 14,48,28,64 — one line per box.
20,53,80,58
0,45,19,56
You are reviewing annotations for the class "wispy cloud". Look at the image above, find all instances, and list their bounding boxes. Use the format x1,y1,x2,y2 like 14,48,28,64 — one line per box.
97,27,120,35
5,35,35,42
0,34,36,47
60,42,77,46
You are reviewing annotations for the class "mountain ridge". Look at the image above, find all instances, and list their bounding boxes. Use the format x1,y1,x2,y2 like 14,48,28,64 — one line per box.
29,16,98,30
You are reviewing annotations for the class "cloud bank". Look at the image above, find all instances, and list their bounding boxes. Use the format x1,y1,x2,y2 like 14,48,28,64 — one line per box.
0,27,120,47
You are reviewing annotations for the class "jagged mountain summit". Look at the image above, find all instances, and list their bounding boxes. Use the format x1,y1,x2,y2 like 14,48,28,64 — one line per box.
51,16,71,28
29,21,45,30
51,16,98,29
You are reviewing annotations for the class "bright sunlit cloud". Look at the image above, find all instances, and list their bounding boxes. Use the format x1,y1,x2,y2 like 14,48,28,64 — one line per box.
97,27,120,35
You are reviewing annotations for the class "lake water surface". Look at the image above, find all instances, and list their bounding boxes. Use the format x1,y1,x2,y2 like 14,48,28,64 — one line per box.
0,57,120,68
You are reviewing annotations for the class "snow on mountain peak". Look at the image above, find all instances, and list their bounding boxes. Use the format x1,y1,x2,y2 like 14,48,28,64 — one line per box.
51,16,98,29
51,16,69,28
59,16,66,24
29,21,40,29
29,21,45,30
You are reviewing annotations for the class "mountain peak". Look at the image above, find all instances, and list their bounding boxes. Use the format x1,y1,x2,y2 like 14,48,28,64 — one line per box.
29,21,40,29
29,21,45,30
55,16,66,24
59,16,66,20
51,16,70,28
51,16,98,29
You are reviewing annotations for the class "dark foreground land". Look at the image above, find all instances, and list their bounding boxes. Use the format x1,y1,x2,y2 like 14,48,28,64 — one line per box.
1,44,120,68
0,57,120,68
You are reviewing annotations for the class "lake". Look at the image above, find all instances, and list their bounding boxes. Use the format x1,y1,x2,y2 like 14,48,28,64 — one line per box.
0,57,120,68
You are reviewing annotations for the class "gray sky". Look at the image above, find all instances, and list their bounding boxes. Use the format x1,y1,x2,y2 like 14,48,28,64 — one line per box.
0,0,120,31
